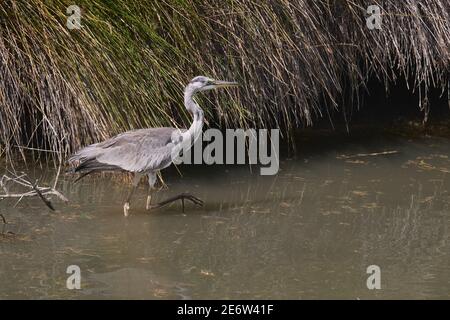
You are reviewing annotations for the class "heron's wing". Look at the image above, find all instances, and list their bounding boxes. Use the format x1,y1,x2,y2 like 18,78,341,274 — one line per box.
69,127,184,173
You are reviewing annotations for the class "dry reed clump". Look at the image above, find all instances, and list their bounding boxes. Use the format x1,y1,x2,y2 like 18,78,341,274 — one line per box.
0,0,449,163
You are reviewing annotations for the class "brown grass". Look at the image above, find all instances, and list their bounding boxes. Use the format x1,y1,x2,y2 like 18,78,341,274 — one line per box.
0,0,449,163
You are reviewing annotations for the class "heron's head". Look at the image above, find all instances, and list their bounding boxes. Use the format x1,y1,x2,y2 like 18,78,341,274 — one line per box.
187,76,239,93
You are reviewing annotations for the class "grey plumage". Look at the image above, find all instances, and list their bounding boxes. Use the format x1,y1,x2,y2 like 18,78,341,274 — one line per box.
68,76,238,216
69,127,183,174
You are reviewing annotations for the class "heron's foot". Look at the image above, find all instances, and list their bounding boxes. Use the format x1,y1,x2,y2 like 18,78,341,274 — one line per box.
123,202,130,217
146,195,152,210
150,193,204,212
179,193,204,210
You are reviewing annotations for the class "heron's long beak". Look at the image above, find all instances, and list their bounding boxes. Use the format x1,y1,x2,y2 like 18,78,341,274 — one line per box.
212,80,239,88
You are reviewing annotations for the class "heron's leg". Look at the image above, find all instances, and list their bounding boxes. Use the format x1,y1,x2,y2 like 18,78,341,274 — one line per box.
150,193,203,213
146,186,152,210
146,172,157,210
123,173,142,217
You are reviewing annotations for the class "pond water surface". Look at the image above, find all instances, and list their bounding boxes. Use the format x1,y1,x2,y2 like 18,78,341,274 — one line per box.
1,129,449,299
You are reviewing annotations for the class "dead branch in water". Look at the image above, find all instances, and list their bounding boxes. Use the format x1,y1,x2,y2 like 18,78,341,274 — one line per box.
0,213,16,238
337,150,400,160
0,171,68,210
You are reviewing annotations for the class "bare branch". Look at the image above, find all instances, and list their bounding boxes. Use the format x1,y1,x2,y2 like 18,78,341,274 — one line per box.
337,150,399,159
0,170,68,210
29,178,55,211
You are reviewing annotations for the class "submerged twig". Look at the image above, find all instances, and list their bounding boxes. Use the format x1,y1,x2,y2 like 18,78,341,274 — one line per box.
0,170,68,210
0,213,16,238
29,178,55,211
337,150,399,159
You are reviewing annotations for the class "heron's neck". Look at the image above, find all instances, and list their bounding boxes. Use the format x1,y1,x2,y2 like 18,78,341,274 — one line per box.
183,87,204,143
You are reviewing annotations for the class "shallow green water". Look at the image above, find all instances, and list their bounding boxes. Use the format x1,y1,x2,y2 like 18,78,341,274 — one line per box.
1,132,450,299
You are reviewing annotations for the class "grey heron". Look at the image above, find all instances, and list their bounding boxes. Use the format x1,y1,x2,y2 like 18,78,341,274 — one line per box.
69,76,238,216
